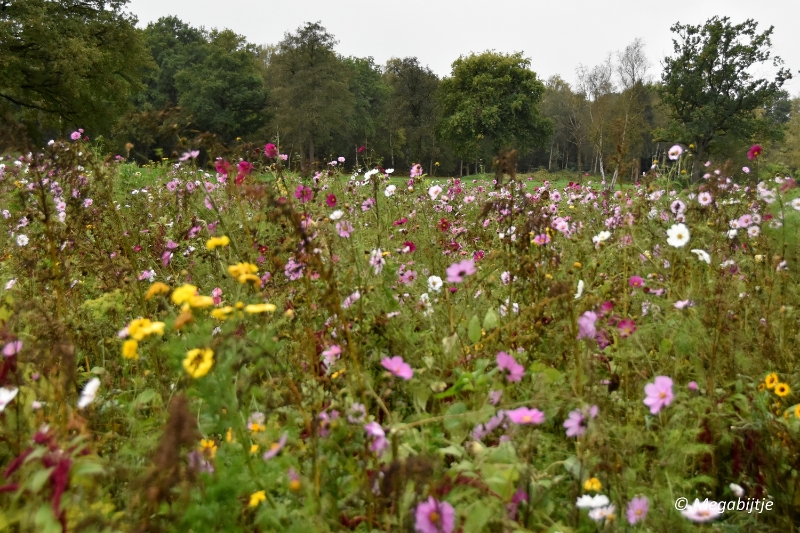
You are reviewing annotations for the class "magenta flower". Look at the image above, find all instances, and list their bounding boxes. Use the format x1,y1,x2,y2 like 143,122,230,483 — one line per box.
747,144,762,160
626,496,649,525
2,341,22,357
364,422,389,455
576,311,598,340
643,376,674,414
414,497,455,533
496,351,525,382
326,194,337,207
321,345,342,369
532,233,550,245
70,131,82,141
264,143,278,158
628,276,644,288
237,161,253,176
688,381,698,391
506,407,545,425
617,318,637,338
381,356,413,380
445,258,476,283
294,185,313,203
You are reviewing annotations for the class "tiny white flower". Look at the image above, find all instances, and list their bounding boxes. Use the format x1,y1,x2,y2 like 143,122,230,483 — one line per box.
427,275,443,292
428,185,443,201
592,231,611,244
791,198,800,211
16,234,29,246
576,494,610,509
574,280,584,299
0,387,19,412
329,210,344,221
5,279,16,290
730,483,745,498
384,184,396,197
690,249,711,264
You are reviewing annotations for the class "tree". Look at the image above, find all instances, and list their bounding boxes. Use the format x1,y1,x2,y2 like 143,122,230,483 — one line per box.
659,17,792,180
0,0,151,145
438,51,551,164
384,57,440,170
268,22,353,170
340,56,389,161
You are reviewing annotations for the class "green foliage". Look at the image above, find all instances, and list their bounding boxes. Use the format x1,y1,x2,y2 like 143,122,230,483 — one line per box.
0,0,152,146
659,16,793,179
438,51,552,158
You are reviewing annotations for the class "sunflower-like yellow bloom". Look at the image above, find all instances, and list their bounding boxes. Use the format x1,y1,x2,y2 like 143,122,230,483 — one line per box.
765,373,779,389
228,262,258,279
145,282,170,300
775,383,791,398
122,339,139,359
171,284,198,306
183,348,214,378
128,318,165,341
211,306,235,320
206,236,230,250
245,303,277,314
200,438,217,458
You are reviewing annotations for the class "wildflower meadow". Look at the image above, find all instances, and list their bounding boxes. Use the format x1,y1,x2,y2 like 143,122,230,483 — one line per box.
0,134,799,533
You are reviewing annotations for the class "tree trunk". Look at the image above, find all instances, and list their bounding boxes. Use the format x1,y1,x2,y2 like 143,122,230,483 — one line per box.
548,143,554,171
460,159,463,177
309,136,315,172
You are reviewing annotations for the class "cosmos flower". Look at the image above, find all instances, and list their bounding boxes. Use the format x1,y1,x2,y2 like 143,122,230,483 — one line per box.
496,351,525,382
680,499,723,522
445,259,476,283
691,249,711,264
0,387,19,412
506,407,545,425
414,497,455,533
577,311,597,340
77,378,101,409
666,223,690,247
427,275,443,292
643,376,674,414
668,145,683,160
747,144,762,160
381,356,413,380
262,432,288,460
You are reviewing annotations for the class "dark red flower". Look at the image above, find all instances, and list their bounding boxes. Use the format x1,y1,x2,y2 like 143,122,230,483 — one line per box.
214,158,231,176
473,250,485,261
439,218,450,232
402,241,416,253
265,143,278,158
747,144,763,160
358,145,365,153
393,217,408,226
326,194,337,207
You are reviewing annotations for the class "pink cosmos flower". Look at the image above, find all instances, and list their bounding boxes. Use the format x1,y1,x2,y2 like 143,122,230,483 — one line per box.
262,432,288,460
294,185,313,203
688,381,698,391
364,422,389,455
747,144,762,160
70,131,82,141
626,496,649,525
643,376,674,414
414,497,455,533
211,287,223,305
628,276,644,288
698,192,713,206
532,233,550,245
2,340,22,357
264,143,278,158
617,318,637,338
336,221,353,238
326,194,337,207
445,258,476,283
507,407,545,425
321,345,342,369
410,164,423,178
576,311,598,340
496,351,525,382
381,356,413,380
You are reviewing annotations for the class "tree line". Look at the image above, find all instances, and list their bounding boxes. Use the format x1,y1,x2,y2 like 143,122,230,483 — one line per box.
1,0,797,179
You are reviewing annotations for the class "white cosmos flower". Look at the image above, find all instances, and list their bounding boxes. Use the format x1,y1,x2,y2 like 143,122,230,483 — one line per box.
790,198,800,211
574,280,584,299
384,184,396,197
588,504,616,522
680,498,724,523
77,378,101,409
0,387,19,412
386,168,394,174
5,279,16,290
428,185,443,200
690,249,711,264
727,229,738,239
730,483,745,498
666,223,690,247
592,231,611,244
329,210,344,221
16,234,28,246
668,145,683,160
576,494,610,509
427,275,443,292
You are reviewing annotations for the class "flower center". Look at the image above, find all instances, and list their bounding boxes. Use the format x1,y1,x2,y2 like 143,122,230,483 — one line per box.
428,511,440,524
270,442,280,451
522,415,531,422
659,392,666,399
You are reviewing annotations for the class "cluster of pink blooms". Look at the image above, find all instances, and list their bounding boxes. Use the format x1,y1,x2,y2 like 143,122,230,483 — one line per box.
577,302,636,349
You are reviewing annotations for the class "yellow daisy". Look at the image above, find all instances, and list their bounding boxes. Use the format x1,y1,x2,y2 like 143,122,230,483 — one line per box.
122,339,138,359
245,303,277,314
145,282,170,300
765,373,779,389
171,284,198,306
183,348,214,378
774,383,791,397
206,236,230,250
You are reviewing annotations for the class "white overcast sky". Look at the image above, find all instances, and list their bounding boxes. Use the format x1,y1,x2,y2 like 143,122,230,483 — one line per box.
127,0,800,94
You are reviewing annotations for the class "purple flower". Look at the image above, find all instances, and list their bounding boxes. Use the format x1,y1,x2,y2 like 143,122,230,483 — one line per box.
445,258,476,283
506,407,545,425
294,185,313,203
364,422,389,455
688,381,698,391
626,496,649,525
576,311,598,340
414,497,455,533
496,351,524,383
336,220,353,238
643,376,674,414
563,409,586,437
321,345,342,370
381,356,413,380
262,432,288,460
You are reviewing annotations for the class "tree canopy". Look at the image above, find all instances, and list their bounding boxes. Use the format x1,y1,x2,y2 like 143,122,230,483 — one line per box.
659,16,792,179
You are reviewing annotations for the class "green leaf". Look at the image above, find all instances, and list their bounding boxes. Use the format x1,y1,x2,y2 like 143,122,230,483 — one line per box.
438,445,464,458
463,501,493,533
34,505,61,533
482,308,499,331
72,459,105,477
27,467,55,493
467,315,481,344
133,388,158,407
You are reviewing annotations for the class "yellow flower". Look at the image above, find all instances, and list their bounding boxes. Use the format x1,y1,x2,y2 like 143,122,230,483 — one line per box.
188,295,214,308
122,339,139,359
331,368,346,379
250,422,266,433
795,405,800,419
171,284,198,306
145,282,170,300
765,373,779,389
245,303,277,314
758,383,765,391
211,306,235,320
228,262,258,279
128,318,165,340
206,236,230,250
573,262,582,269
249,490,266,508
200,438,217,458
238,273,262,287
183,348,214,378
235,301,244,309
226,427,234,443
774,383,791,397
250,444,259,454
583,477,602,492
289,478,301,492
